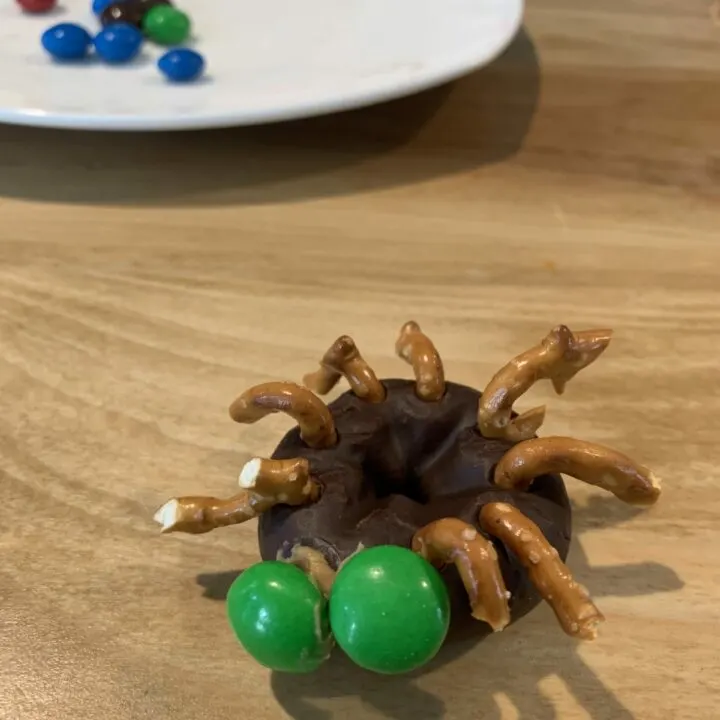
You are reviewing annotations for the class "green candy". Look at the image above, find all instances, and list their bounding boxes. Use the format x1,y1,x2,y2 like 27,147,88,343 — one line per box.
226,561,332,673
329,545,450,674
142,5,191,45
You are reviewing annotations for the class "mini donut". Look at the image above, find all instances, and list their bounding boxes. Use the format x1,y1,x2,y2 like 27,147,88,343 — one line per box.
155,322,661,674
262,378,572,644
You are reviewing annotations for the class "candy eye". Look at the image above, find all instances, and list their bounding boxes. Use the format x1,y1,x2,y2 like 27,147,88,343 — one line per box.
329,545,450,674
226,561,332,674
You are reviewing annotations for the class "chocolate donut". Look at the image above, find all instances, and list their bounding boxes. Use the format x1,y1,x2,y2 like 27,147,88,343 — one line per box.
155,322,662,674
262,378,571,641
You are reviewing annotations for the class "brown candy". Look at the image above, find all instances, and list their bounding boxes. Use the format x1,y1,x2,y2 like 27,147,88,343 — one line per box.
100,0,170,28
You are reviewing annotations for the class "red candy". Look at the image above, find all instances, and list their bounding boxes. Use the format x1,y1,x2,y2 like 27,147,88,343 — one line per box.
17,0,57,13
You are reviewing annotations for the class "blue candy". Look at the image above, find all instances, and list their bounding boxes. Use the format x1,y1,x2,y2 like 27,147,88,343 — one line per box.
41,23,93,61
94,23,143,64
158,48,205,83
92,0,122,15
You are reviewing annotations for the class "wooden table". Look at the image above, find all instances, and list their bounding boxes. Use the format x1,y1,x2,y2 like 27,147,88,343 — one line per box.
1,1,718,718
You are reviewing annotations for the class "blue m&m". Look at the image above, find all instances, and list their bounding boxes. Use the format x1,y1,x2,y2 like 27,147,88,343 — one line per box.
94,23,143,63
41,23,92,60
158,48,204,82
36,0,206,83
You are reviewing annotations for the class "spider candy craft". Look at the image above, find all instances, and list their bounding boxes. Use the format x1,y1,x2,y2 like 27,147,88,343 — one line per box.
155,322,661,675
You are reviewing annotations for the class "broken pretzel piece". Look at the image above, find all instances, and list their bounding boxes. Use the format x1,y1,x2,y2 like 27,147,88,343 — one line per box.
154,456,320,534
154,492,273,534
239,457,319,505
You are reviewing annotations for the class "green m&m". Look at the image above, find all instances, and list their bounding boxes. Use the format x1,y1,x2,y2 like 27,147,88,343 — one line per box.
142,4,191,45
226,561,332,673
329,545,450,674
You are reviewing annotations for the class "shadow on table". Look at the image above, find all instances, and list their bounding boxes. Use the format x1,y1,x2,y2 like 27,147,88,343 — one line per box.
197,495,682,720
0,28,539,208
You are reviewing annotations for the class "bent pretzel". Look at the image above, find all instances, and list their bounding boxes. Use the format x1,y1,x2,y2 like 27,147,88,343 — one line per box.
413,517,510,631
229,381,337,448
395,321,446,401
303,335,385,402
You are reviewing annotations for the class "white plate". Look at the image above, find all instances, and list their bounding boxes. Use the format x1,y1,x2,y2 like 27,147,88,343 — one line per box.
0,0,523,131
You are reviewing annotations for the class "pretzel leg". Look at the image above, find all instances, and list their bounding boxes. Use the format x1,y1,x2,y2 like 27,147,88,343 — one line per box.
229,382,337,449
154,458,320,534
412,518,511,631
303,335,385,402
494,437,661,506
480,502,604,640
478,325,612,442
395,321,446,401
281,545,337,597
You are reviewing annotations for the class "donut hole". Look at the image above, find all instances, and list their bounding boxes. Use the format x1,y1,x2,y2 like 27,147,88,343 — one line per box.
350,380,498,507
361,453,429,505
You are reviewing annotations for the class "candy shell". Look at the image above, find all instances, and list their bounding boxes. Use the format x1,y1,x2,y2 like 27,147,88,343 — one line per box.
226,562,332,674
142,5,190,45
158,48,204,82
329,545,450,674
18,0,57,13
94,23,143,63
100,2,145,28
41,23,93,61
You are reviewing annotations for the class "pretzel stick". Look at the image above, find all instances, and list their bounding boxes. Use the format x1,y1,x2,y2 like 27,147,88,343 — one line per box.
239,457,318,504
395,321,446,401
494,437,662,506
412,518,510,631
154,492,273,534
478,325,612,442
229,381,337,449
282,545,336,596
154,457,320,534
480,503,604,640
303,335,385,403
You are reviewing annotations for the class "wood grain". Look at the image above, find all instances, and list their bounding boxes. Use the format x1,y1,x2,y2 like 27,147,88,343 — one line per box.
1,1,719,718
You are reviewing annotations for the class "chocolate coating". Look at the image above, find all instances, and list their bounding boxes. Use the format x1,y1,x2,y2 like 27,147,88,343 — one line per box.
259,380,572,642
